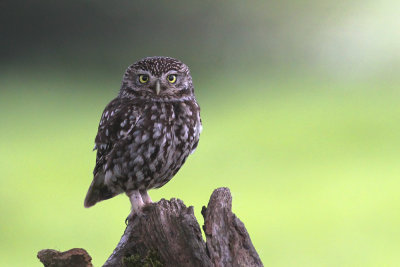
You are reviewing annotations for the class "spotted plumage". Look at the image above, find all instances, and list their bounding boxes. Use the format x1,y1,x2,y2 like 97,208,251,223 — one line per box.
84,57,202,217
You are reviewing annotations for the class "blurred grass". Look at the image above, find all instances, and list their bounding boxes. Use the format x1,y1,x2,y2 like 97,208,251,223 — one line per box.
0,70,400,267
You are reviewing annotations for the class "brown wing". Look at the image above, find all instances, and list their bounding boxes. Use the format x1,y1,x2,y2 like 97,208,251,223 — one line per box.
84,97,141,207
93,97,141,175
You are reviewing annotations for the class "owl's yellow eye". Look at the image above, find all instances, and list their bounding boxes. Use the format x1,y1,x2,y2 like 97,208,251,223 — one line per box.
139,74,149,84
167,74,177,84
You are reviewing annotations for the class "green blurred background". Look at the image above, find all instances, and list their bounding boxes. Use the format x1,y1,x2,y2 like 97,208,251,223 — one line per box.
1,1,400,266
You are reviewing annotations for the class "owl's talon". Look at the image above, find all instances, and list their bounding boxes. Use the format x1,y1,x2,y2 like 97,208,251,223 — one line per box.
125,212,138,225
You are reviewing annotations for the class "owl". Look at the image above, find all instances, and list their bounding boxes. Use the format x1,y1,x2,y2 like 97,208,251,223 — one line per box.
84,56,202,219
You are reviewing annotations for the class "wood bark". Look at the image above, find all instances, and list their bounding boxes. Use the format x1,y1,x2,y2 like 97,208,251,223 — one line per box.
37,248,93,267
202,188,263,267
38,187,263,267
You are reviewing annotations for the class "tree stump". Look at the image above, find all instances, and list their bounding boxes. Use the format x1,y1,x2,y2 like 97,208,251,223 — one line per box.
38,187,263,267
37,248,93,267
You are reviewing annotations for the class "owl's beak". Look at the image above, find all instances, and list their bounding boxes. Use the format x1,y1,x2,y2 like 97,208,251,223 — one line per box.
155,80,161,95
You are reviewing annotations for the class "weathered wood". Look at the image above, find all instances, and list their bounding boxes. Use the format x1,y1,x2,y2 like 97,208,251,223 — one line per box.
103,198,212,267
203,188,263,267
37,248,93,267
37,188,263,267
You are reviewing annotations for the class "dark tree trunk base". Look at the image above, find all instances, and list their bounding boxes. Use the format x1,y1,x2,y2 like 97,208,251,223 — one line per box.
38,187,263,267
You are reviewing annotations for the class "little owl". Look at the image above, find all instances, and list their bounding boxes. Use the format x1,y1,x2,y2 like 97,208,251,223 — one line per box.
84,57,202,219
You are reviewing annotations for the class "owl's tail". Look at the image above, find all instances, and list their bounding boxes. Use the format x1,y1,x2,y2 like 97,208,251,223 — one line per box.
84,172,117,208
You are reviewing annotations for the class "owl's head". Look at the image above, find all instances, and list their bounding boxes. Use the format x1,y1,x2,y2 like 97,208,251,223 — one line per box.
119,56,194,101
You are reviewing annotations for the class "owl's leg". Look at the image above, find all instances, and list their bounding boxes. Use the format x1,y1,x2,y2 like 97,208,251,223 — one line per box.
140,190,152,204
126,190,144,221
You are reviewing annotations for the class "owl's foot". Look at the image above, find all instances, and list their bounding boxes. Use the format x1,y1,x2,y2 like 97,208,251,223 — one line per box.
127,189,145,211
125,190,153,224
125,190,145,224
140,190,152,204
